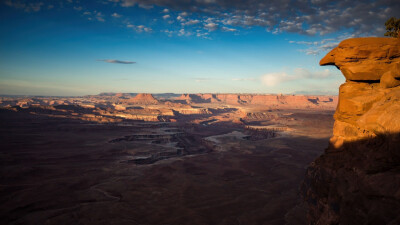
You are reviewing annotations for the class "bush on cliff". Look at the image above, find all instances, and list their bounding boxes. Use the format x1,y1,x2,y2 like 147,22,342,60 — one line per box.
384,17,400,38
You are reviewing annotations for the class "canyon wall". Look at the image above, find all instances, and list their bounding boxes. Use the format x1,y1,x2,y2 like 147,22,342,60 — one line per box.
303,37,400,224
177,93,337,109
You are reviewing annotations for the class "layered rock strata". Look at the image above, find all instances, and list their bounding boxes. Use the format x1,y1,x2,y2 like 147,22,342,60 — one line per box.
127,93,159,105
177,93,337,108
303,37,400,224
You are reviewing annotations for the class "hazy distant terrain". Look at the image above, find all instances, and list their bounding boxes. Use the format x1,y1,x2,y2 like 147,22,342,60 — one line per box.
0,93,336,224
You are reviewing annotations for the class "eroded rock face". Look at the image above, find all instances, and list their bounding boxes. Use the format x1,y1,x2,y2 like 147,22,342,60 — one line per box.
303,37,400,224
127,93,159,105
320,37,400,81
176,93,338,108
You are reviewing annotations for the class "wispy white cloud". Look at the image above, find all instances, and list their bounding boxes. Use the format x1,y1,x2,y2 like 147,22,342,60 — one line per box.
73,6,82,11
291,34,352,55
179,12,188,17
95,12,105,22
127,24,152,33
289,41,316,45
163,29,174,37
196,30,210,38
204,22,218,31
222,27,237,32
138,4,153,9
111,12,121,18
178,28,192,36
183,19,200,26
120,0,135,7
177,15,185,22
301,49,320,56
4,1,44,12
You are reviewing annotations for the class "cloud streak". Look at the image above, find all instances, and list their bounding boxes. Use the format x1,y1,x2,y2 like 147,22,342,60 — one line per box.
97,59,136,64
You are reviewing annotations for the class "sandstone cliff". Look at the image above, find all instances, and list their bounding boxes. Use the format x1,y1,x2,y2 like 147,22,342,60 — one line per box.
177,93,337,109
303,37,400,224
127,93,159,105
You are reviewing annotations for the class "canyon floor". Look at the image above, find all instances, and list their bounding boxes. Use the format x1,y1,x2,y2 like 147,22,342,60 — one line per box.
0,94,335,225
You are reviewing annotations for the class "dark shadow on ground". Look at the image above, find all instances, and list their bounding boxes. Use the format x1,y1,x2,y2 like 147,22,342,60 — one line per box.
0,108,333,225
302,132,400,224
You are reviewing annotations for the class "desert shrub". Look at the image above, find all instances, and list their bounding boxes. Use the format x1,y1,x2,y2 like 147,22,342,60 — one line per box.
384,17,400,38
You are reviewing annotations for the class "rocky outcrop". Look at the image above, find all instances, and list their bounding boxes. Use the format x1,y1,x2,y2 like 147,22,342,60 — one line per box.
303,37,400,224
239,111,276,121
114,113,167,122
127,93,159,105
174,108,212,115
177,94,214,103
320,37,400,81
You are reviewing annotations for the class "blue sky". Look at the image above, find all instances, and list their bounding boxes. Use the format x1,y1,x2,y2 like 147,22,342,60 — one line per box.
0,0,397,96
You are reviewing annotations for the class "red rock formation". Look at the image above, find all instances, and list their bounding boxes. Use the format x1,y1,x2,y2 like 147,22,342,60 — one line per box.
180,94,210,103
176,93,338,109
320,37,400,81
303,37,400,224
115,93,125,98
127,93,159,105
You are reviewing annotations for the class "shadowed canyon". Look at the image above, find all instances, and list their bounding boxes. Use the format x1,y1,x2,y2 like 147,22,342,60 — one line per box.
1,93,337,225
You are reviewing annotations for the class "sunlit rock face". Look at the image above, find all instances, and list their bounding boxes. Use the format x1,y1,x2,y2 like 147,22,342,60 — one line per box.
176,93,338,108
303,37,400,224
320,37,400,81
127,93,159,105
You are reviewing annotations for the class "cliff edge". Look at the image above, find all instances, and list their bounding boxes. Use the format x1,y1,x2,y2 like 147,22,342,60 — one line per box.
303,37,400,224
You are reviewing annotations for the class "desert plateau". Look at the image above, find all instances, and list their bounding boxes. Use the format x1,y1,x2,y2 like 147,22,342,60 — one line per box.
0,93,337,224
